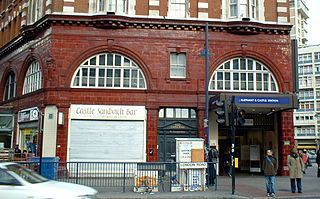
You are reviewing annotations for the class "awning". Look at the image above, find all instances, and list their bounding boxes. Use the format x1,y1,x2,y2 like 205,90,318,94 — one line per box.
213,93,298,114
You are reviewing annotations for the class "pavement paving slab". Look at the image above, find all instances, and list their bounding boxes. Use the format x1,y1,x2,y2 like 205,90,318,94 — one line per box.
96,164,320,199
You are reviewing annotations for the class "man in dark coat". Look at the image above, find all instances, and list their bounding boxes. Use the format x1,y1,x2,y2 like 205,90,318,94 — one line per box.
262,149,278,197
223,150,232,176
208,145,219,185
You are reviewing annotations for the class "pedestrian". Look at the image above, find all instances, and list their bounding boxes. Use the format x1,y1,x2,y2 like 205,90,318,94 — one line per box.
14,144,21,158
317,147,320,177
208,145,219,185
287,147,304,193
262,149,278,197
300,149,308,171
223,150,232,176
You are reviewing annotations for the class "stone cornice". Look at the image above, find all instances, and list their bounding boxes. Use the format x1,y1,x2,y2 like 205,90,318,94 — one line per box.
0,14,292,59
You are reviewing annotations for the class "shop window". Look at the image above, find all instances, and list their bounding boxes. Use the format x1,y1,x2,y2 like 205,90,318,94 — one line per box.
169,0,189,18
96,0,127,13
71,53,146,89
170,53,186,78
20,128,38,155
3,72,16,101
159,108,197,119
22,60,43,95
210,58,278,92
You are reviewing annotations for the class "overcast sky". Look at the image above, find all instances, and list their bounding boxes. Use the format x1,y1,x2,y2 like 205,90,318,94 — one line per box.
306,0,320,45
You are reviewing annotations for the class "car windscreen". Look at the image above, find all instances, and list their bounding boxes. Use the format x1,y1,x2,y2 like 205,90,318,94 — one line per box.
6,164,49,184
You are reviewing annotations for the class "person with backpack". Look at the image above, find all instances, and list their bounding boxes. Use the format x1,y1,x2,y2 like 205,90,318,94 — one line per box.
262,149,278,197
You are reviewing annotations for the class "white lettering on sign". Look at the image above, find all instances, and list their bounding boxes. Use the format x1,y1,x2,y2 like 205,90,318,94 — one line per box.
70,105,146,120
18,107,39,123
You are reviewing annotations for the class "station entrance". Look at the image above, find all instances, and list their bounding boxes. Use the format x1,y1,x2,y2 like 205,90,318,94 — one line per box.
218,121,277,175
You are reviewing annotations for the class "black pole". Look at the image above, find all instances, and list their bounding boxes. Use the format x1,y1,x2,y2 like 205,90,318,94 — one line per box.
231,96,236,194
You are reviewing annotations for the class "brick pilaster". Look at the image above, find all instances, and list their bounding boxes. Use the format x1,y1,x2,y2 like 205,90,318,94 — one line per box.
278,110,294,176
146,108,158,162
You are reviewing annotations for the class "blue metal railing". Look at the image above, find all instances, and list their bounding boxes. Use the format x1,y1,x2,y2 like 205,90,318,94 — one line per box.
18,161,218,192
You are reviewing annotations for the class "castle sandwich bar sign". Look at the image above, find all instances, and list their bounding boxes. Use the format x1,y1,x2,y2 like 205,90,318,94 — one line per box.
70,105,146,120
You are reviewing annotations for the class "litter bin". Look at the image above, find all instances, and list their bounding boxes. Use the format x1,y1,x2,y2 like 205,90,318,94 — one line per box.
34,157,59,180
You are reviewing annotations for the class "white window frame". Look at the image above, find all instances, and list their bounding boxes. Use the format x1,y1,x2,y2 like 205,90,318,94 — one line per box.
3,72,16,101
315,64,320,73
229,0,238,18
28,0,43,24
71,53,147,89
169,0,189,18
209,57,278,92
170,53,187,78
228,0,258,19
315,52,320,60
298,53,312,62
96,0,128,13
23,60,43,94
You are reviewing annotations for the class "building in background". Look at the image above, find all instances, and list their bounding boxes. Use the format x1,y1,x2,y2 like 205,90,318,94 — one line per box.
289,0,309,47
291,0,320,152
294,44,320,151
0,0,297,175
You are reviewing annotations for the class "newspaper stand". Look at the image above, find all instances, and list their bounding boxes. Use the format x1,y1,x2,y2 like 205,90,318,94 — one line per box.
173,138,207,192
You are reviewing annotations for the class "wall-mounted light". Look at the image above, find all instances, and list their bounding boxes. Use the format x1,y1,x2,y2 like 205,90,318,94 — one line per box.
58,112,64,125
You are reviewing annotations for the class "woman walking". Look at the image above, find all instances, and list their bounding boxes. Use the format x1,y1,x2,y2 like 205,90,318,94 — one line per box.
287,147,305,193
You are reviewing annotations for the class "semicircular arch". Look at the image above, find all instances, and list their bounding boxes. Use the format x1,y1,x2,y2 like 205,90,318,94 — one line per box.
66,45,152,89
209,50,286,92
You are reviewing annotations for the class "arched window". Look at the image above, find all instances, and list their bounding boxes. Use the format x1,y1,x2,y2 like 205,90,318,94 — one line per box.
23,60,43,94
210,58,278,92
3,72,16,100
71,53,147,89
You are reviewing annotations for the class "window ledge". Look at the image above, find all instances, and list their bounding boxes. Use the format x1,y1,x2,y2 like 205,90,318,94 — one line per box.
166,77,191,83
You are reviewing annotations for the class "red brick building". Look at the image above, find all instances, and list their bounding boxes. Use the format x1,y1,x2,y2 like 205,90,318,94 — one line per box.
0,0,296,175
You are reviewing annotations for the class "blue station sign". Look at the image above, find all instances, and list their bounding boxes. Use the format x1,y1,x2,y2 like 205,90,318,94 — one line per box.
234,97,290,105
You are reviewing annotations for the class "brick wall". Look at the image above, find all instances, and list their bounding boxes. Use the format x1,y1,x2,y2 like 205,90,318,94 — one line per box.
0,17,293,164
0,0,292,48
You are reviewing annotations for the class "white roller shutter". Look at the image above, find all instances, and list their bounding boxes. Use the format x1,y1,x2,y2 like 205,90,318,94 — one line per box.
69,120,145,162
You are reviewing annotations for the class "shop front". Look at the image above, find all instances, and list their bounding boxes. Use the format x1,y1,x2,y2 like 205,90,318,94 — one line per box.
17,107,39,155
210,93,298,174
68,104,147,162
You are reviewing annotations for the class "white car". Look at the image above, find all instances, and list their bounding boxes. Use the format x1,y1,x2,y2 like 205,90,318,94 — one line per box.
0,162,97,199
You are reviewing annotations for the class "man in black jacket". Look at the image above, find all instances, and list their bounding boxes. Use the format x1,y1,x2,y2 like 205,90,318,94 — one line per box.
208,145,219,185
262,149,278,197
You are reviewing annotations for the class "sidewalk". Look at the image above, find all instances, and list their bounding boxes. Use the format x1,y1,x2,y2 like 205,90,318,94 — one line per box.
96,164,320,199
